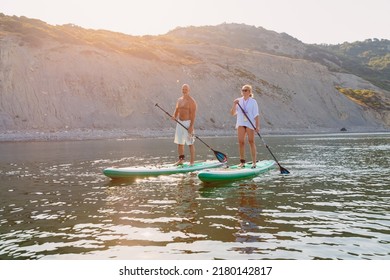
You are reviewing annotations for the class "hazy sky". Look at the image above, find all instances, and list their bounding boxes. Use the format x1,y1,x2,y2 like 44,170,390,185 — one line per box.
2,0,389,44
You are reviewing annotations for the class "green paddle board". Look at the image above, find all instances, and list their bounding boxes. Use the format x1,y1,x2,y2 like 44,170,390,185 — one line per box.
103,160,224,179
198,160,276,183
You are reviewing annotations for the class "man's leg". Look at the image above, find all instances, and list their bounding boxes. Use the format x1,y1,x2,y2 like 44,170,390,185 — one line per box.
175,144,185,165
189,144,195,165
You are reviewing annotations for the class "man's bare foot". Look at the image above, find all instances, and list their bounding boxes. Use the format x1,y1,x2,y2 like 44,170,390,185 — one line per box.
238,159,245,168
174,155,185,165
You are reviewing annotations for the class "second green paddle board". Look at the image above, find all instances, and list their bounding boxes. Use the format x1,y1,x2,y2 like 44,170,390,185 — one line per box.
198,160,276,183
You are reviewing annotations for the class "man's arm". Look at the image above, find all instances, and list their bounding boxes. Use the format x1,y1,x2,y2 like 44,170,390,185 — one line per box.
172,101,179,120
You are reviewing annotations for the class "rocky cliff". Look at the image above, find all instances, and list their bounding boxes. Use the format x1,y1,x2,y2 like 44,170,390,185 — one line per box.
1,15,389,136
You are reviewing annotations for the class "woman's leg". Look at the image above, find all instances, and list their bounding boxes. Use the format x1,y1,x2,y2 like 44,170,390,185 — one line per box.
237,126,246,166
247,128,257,167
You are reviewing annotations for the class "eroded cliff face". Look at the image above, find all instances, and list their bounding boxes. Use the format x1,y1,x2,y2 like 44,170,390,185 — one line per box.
0,20,389,133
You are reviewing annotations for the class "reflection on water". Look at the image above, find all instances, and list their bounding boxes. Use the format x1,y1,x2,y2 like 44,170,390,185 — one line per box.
0,133,389,259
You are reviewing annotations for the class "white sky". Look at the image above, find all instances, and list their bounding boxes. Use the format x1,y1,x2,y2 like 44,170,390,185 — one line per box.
1,0,389,44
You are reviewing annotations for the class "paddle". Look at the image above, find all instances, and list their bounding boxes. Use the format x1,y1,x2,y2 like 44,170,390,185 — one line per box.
236,102,290,174
155,103,228,163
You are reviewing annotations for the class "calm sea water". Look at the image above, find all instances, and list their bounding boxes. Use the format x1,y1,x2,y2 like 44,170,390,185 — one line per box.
0,133,389,260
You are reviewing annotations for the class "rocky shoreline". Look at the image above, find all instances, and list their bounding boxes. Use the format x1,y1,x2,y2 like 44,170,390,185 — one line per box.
1,126,389,142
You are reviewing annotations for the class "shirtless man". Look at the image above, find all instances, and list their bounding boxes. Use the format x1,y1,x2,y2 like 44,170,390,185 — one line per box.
172,84,197,165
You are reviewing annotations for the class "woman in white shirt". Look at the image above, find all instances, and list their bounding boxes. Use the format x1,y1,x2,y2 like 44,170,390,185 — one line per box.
230,85,260,168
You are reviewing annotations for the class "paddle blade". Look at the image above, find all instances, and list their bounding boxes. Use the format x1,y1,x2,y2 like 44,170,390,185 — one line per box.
214,150,228,163
279,166,290,174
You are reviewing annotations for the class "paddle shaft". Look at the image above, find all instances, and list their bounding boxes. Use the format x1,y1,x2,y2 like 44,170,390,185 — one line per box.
236,102,289,173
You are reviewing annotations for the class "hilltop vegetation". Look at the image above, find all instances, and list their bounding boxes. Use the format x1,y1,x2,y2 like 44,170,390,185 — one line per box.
0,13,195,63
313,39,390,91
2,14,389,90
336,87,390,110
